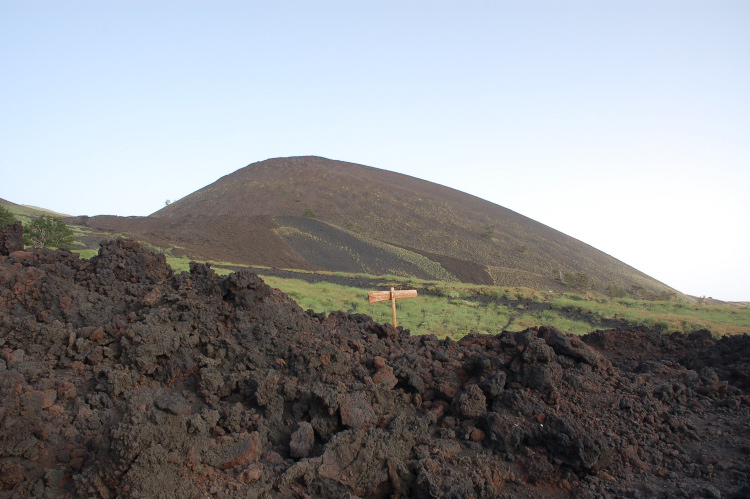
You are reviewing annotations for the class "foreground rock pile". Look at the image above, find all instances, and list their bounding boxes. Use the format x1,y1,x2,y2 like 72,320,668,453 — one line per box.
0,221,23,256
1,240,748,498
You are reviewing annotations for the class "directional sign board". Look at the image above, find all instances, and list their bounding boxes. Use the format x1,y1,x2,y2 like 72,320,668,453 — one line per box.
367,287,418,328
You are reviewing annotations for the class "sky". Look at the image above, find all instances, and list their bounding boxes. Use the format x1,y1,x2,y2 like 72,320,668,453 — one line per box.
1,1,748,301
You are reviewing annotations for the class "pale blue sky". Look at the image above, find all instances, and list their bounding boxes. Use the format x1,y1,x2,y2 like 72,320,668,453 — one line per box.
1,1,748,301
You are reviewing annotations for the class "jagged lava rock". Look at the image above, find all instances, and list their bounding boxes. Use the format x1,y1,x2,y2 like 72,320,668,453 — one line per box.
0,221,23,256
0,240,748,498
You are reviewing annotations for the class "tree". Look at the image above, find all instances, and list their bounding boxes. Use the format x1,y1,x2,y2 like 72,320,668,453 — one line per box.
564,271,590,291
0,205,15,227
24,215,75,249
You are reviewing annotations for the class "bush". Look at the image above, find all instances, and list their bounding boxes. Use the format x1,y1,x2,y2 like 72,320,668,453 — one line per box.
0,206,15,227
480,225,495,240
564,271,590,291
24,215,75,249
303,208,316,218
607,284,627,298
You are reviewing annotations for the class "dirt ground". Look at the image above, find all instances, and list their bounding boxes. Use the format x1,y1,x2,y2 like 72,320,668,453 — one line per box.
1,240,748,498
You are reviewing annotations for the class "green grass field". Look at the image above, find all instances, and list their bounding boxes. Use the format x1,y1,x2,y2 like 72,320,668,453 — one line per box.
262,276,519,339
260,275,749,339
550,296,750,336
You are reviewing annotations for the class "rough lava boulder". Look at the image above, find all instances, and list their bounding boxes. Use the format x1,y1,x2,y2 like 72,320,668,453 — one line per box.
0,221,23,256
0,240,748,498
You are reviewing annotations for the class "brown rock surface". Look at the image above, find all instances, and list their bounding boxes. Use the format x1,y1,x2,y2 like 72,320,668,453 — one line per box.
0,239,748,498
0,221,23,256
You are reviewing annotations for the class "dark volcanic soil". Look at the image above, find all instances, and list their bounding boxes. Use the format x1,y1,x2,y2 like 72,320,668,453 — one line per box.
68,215,317,271
1,240,749,498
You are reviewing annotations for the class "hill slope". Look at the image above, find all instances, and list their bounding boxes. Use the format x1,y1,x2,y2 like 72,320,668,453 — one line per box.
1,198,70,219
146,156,676,296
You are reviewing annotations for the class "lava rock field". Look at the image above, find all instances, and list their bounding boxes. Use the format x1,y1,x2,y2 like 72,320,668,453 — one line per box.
0,240,748,498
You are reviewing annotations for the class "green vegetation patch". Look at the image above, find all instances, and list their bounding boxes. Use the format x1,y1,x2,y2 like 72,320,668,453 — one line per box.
503,310,592,336
550,297,750,336
0,206,15,226
23,215,75,249
72,249,99,260
260,273,750,339
262,276,512,340
164,254,232,276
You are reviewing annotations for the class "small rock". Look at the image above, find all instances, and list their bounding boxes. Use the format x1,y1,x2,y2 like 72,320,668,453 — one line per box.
339,393,377,429
290,422,315,458
205,432,262,470
456,384,487,419
86,347,104,365
470,429,485,441
238,464,264,483
33,424,52,441
56,449,71,463
5,349,25,368
21,390,57,411
69,458,84,471
479,371,507,398
88,327,106,342
430,400,449,419
155,393,192,416
261,451,284,465
373,365,398,389
141,287,162,307
704,485,721,499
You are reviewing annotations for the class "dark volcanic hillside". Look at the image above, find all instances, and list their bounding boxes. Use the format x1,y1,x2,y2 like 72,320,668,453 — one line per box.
67,214,317,272
145,156,676,296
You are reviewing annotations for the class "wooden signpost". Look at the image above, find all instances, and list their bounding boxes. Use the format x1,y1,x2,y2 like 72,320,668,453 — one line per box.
368,287,418,328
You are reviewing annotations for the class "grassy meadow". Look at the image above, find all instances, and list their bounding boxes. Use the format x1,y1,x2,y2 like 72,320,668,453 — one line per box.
263,276,519,339
260,274,750,339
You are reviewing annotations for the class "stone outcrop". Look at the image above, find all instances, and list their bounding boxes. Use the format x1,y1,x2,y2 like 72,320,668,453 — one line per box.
0,220,23,255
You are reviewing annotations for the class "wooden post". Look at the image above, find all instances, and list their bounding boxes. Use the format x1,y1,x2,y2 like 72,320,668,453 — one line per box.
390,287,397,327
368,287,418,328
